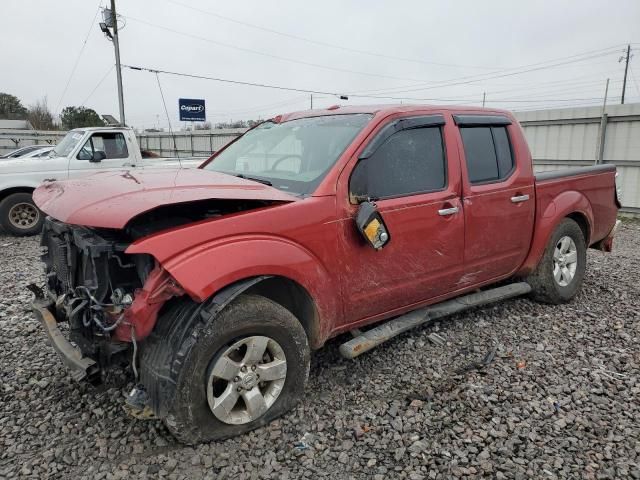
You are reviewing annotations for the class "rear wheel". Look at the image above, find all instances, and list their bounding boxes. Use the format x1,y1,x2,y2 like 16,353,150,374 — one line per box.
0,192,43,236
527,218,586,304
142,294,310,444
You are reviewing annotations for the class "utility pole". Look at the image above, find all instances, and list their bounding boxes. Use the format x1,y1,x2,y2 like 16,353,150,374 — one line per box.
595,78,610,164
310,94,313,109
482,92,486,107
620,44,632,104
108,0,126,126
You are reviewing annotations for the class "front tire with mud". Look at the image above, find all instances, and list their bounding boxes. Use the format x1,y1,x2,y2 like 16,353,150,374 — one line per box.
140,294,310,444
527,218,587,304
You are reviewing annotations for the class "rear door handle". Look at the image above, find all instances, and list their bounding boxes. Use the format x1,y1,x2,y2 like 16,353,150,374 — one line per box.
510,194,530,203
438,206,459,216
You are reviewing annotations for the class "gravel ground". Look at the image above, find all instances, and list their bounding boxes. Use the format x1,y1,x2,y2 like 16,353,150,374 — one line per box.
1,222,639,480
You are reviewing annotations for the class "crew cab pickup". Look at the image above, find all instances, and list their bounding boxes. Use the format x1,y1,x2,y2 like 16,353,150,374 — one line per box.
0,126,200,236
30,105,620,444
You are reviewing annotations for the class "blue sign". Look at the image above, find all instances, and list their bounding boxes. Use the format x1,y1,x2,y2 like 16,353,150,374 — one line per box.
179,98,206,121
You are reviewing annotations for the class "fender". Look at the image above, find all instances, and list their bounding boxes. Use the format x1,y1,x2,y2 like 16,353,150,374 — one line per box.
127,235,338,340
0,181,41,190
518,190,593,275
0,183,40,202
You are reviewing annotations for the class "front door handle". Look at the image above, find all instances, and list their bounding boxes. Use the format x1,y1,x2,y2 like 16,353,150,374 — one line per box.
510,194,530,203
438,206,459,216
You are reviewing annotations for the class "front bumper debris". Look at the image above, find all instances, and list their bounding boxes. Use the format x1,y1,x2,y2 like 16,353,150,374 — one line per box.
32,299,101,384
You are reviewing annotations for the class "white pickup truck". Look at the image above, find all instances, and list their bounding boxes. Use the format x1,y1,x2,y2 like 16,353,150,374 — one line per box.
0,127,203,235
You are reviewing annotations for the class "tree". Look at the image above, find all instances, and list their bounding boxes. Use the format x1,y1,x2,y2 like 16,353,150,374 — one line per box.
0,92,28,119
60,106,105,130
214,119,261,129
27,96,56,130
194,121,212,130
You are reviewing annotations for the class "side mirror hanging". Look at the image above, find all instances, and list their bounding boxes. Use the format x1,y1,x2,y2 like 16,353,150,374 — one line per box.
355,201,390,250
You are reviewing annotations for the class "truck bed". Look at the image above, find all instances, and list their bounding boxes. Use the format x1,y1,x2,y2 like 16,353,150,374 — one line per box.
534,164,618,247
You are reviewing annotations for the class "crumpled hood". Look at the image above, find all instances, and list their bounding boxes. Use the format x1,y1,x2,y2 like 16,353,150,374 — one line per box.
33,168,298,229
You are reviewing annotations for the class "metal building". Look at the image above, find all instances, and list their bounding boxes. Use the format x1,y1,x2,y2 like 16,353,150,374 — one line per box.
515,103,640,214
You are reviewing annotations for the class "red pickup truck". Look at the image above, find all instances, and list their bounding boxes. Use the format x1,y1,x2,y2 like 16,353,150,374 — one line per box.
31,105,620,443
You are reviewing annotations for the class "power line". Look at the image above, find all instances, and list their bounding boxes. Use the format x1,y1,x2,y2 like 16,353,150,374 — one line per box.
54,1,103,115
473,76,623,95
207,96,308,117
80,64,115,107
348,47,624,96
512,97,621,112
154,71,180,162
164,0,497,71
123,12,628,97
629,65,640,96
123,64,346,96
349,45,625,96
395,78,623,104
125,15,443,84
123,63,615,107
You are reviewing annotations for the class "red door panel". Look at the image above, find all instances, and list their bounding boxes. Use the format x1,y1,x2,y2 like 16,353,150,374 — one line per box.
335,111,465,326
339,192,464,323
457,122,536,285
462,184,535,282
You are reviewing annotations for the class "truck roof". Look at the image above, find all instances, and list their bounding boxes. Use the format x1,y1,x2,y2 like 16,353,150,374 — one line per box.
278,104,513,122
70,126,132,133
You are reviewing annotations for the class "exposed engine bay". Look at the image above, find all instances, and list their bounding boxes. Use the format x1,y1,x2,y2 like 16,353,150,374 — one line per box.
124,198,277,239
40,218,152,375
36,199,275,383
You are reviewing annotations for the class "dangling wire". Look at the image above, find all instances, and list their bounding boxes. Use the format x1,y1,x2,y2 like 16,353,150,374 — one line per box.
154,71,182,167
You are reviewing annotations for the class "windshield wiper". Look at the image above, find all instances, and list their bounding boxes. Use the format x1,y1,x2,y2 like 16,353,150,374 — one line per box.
234,174,272,186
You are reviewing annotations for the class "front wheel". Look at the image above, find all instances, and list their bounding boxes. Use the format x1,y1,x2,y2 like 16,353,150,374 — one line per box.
142,294,310,444
0,192,44,236
527,218,587,304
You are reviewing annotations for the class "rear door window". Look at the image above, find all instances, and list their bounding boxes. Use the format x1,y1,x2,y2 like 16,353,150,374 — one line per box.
460,126,514,184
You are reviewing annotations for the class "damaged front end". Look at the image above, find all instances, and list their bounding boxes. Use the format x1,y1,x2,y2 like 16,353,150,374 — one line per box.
31,218,184,384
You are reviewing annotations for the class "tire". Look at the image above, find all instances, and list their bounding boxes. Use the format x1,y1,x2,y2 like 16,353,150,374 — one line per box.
140,294,310,444
527,218,587,304
0,192,44,236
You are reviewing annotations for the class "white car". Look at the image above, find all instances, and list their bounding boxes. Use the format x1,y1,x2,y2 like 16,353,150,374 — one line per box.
19,146,55,158
0,127,204,235
0,145,51,159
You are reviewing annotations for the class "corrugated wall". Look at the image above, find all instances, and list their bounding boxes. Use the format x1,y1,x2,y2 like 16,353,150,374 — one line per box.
136,129,245,157
515,103,640,213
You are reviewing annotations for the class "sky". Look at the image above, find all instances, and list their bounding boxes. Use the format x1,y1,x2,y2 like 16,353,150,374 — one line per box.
2,0,640,130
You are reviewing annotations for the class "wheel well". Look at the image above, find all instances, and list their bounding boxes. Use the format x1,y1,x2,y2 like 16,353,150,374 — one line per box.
567,212,590,245
243,276,322,350
0,187,34,204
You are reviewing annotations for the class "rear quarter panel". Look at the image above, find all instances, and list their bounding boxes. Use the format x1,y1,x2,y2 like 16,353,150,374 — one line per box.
518,165,618,275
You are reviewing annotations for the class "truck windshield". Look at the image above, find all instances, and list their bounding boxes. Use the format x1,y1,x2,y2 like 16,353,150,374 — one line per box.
53,131,85,157
205,114,372,195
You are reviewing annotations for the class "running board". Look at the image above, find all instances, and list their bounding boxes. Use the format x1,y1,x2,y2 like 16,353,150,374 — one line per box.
339,282,531,359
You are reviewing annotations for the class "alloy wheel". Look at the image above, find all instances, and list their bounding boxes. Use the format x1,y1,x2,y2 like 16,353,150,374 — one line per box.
206,335,287,425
